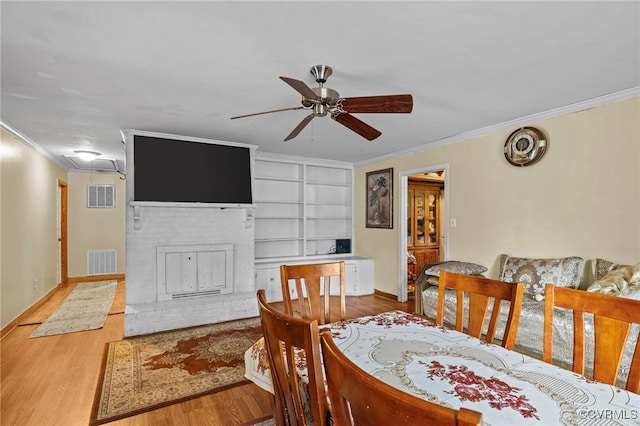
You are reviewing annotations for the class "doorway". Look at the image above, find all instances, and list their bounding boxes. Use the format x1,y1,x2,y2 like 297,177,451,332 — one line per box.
57,179,68,285
398,166,448,302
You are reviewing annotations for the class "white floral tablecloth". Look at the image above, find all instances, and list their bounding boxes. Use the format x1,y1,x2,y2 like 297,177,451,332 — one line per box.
245,310,640,426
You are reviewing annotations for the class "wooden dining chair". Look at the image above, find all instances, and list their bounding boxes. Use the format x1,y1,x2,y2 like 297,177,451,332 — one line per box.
256,289,330,426
280,261,346,325
319,329,483,426
543,284,640,392
436,270,525,349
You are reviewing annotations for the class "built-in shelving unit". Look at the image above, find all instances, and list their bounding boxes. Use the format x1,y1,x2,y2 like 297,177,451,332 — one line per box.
253,153,373,297
254,153,353,261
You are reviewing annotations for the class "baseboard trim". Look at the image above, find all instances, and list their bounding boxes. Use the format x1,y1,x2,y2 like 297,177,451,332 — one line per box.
1,284,60,340
68,273,125,284
374,289,398,301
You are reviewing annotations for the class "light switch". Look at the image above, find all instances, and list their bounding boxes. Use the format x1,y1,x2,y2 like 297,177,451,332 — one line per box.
450,218,457,228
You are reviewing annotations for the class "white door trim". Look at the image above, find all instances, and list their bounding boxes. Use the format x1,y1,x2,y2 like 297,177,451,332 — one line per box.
397,164,449,302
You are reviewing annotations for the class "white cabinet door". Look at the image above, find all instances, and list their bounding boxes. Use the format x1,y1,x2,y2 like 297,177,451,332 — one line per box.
255,258,374,299
165,252,198,294
255,267,283,302
197,251,230,291
342,258,374,296
341,262,358,295
158,244,234,300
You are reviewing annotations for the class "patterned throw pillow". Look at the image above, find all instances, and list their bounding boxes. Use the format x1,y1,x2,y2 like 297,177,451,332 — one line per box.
587,262,639,294
592,258,629,281
498,254,584,299
424,261,487,277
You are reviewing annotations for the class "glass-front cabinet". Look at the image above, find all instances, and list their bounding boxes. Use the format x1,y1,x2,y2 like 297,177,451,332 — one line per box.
407,182,440,249
407,180,442,298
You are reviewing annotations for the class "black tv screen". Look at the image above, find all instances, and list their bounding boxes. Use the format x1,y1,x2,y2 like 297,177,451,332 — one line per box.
133,135,252,204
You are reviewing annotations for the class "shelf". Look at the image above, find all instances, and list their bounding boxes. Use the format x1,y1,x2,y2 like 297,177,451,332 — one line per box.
254,255,294,261
255,237,304,243
305,201,352,206
254,155,353,261
255,159,303,181
255,239,304,259
255,200,303,204
306,165,352,186
306,180,351,187
255,216,304,220
307,216,351,220
255,176,304,183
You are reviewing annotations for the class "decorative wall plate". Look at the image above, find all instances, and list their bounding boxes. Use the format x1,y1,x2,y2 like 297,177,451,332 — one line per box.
504,126,548,167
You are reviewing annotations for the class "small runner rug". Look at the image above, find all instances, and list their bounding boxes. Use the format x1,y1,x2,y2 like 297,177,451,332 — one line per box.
89,316,263,425
30,280,117,338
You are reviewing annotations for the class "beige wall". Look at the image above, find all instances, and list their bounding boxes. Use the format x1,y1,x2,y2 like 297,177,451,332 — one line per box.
355,97,640,295
3,97,638,325
1,130,126,328
1,129,68,327
67,172,126,277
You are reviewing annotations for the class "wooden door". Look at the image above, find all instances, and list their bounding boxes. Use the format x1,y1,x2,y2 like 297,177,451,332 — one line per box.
58,180,68,285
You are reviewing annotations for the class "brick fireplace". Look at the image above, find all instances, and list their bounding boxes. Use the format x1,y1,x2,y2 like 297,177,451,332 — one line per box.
124,203,256,336
123,130,257,337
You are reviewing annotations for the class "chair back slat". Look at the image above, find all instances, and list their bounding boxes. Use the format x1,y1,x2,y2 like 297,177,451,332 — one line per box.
319,329,483,426
257,290,329,426
436,271,525,349
572,310,586,375
466,292,490,338
627,341,640,393
543,284,640,392
280,262,346,325
593,316,630,384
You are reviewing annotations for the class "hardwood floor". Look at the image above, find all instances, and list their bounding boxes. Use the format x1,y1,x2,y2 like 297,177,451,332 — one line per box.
1,279,412,426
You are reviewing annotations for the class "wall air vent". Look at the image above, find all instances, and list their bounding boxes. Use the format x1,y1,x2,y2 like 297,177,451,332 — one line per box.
171,289,222,299
87,250,117,275
87,184,115,208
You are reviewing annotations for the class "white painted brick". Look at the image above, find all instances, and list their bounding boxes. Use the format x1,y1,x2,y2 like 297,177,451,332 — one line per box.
125,203,257,336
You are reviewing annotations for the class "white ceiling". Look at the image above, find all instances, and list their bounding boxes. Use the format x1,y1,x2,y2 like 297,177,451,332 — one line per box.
2,1,639,172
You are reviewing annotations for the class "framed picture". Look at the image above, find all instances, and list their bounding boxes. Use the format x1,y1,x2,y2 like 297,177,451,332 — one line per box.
366,168,393,229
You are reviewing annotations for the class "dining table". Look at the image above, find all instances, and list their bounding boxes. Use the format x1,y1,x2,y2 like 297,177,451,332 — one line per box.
244,310,640,425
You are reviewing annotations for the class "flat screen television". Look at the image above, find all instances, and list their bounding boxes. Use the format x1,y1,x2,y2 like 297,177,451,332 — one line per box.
133,135,253,204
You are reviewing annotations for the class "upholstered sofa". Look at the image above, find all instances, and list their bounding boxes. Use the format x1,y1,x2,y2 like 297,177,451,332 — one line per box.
415,256,640,386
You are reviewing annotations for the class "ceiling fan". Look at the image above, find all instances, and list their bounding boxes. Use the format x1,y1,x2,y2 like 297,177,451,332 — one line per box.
230,65,413,142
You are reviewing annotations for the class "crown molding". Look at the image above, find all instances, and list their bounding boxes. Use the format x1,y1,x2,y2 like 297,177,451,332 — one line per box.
1,120,69,170
355,87,640,167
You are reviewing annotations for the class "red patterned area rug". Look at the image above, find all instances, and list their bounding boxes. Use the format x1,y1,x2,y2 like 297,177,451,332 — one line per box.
90,317,263,425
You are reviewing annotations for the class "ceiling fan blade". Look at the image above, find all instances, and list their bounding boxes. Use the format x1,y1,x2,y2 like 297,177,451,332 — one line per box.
279,77,320,101
332,113,382,141
284,113,316,142
341,94,413,114
230,106,305,120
